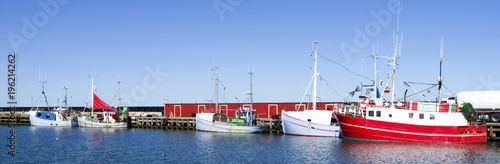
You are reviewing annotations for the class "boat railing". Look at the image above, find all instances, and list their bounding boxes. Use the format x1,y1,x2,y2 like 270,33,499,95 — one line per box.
338,105,364,118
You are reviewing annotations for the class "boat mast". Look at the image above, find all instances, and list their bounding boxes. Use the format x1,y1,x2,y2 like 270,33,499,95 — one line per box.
371,46,378,100
213,66,220,113
35,80,50,111
249,70,254,125
312,41,319,110
91,75,94,116
438,37,444,104
118,81,122,110
64,87,68,107
382,0,402,108
64,86,68,114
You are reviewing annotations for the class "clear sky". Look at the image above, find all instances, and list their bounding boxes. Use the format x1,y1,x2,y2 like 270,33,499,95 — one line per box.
1,0,499,107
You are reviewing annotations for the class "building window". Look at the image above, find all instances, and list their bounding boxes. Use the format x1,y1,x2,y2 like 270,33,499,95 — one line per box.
419,113,424,119
409,113,413,118
430,114,435,120
368,111,374,117
376,111,381,117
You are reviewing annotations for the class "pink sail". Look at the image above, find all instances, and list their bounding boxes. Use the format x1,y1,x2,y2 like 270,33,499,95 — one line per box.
93,93,112,110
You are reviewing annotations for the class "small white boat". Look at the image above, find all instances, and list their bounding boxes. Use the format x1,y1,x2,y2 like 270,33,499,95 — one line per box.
196,66,266,133
29,82,77,127
281,41,341,137
78,75,127,128
196,112,267,133
29,110,77,127
282,110,340,137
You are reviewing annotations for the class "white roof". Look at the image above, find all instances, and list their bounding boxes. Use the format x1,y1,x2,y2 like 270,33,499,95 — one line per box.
457,91,500,109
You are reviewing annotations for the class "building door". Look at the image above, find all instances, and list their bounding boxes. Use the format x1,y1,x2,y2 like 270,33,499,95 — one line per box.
174,105,181,117
268,104,278,118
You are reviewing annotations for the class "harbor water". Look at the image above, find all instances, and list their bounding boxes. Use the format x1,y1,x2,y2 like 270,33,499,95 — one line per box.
2,126,500,163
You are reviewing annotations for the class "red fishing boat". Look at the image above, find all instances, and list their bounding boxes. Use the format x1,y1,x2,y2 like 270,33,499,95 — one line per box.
334,11,487,142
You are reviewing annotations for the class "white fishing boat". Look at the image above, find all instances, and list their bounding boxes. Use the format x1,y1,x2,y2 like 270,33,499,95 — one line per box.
196,66,267,133
196,109,267,133
29,82,77,127
78,75,127,128
282,41,341,137
30,110,78,127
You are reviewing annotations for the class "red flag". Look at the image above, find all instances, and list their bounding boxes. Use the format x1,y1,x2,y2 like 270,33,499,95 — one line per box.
93,93,112,110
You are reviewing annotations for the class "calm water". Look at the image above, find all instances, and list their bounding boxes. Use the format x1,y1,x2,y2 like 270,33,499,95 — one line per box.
2,126,500,163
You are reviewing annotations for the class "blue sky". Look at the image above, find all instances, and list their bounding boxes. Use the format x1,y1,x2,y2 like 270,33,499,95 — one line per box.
1,0,499,107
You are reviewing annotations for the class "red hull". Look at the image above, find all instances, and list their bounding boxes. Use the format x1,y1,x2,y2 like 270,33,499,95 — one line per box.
335,113,487,143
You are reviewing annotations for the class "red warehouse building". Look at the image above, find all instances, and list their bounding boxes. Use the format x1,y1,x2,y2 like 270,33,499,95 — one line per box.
164,102,342,118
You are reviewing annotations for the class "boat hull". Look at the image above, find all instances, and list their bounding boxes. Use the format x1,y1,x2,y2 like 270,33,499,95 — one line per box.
196,113,267,133
77,116,127,128
29,114,78,127
335,113,487,143
282,110,341,137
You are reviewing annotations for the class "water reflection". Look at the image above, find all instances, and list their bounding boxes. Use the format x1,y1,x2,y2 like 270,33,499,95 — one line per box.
340,141,488,163
283,136,342,163
3,126,500,163
194,132,264,163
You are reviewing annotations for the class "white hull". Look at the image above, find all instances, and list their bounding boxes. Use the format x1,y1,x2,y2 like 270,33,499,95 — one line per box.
77,116,127,128
196,113,267,133
282,110,341,137
29,114,77,127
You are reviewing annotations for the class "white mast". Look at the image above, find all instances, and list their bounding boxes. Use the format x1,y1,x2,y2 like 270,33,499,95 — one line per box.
91,75,94,116
249,69,254,125
63,86,68,109
438,37,444,104
118,81,122,110
213,66,220,113
371,46,379,100
312,41,319,110
382,0,403,107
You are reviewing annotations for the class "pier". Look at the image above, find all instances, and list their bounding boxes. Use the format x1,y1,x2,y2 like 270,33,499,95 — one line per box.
487,123,500,140
0,114,30,125
129,116,283,134
130,116,196,130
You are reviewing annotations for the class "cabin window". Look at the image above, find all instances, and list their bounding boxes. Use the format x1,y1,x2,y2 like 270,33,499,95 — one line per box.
46,114,50,118
376,111,381,117
419,113,424,119
37,113,41,117
409,113,413,118
368,111,374,117
430,114,435,120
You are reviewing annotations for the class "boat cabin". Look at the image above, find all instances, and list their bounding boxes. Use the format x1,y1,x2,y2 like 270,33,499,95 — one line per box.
36,111,56,121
